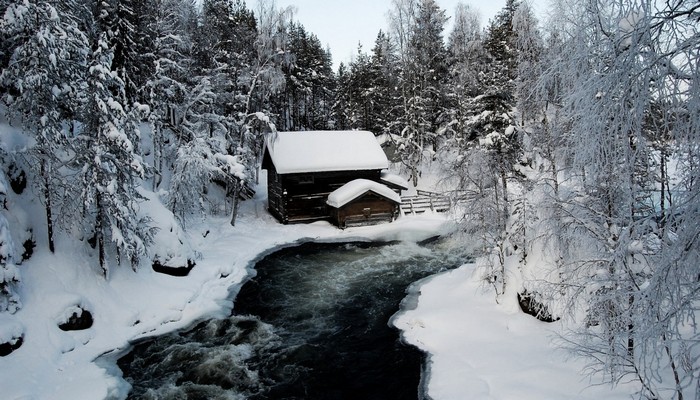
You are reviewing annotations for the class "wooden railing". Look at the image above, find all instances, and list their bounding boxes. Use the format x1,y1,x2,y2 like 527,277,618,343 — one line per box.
400,190,452,215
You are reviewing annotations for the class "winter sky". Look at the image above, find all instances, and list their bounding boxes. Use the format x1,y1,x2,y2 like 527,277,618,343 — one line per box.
273,0,549,70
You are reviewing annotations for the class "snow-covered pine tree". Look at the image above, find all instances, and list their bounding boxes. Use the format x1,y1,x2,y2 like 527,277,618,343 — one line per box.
277,22,334,131
332,62,352,130
337,31,400,135
443,2,482,152
344,45,374,129
447,3,482,95
443,0,524,296
368,31,401,135
391,0,449,185
146,0,198,190
0,171,19,313
0,0,89,253
513,2,543,126
75,25,152,276
228,0,288,225
90,0,157,105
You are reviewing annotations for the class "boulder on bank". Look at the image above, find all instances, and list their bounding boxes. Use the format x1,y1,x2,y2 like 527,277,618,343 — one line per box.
152,258,196,277
0,335,22,356
517,290,559,323
58,305,94,331
0,316,24,356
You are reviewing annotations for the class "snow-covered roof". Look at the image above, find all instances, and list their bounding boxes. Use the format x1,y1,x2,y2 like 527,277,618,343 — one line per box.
380,171,409,191
326,179,401,208
264,131,389,174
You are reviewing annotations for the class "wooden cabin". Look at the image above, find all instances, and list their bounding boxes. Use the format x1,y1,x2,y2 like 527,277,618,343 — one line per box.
262,130,402,225
326,179,401,228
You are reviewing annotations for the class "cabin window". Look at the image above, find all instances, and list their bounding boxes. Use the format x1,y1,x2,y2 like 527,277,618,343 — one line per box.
363,208,371,217
296,175,314,185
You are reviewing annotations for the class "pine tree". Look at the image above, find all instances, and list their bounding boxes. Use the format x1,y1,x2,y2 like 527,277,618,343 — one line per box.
332,62,352,130
0,0,89,253
75,20,152,276
0,170,19,313
390,0,449,185
444,0,524,295
513,2,544,125
146,0,197,189
277,22,334,130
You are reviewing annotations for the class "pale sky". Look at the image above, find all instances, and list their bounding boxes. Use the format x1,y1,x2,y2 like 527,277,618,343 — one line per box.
272,0,548,70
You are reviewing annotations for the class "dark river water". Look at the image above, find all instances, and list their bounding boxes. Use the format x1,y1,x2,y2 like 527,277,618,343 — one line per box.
117,239,469,399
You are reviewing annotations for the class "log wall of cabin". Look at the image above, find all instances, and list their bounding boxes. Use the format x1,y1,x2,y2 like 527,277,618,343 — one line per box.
330,193,399,228
266,168,383,224
284,170,381,222
266,165,287,223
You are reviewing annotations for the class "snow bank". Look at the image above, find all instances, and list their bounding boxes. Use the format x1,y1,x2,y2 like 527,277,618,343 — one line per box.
392,265,638,400
0,313,23,343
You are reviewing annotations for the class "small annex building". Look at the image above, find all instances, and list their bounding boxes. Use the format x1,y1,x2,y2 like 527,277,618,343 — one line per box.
262,130,406,227
327,179,401,228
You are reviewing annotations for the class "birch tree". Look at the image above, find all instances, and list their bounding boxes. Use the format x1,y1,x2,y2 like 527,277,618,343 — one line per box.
534,1,700,397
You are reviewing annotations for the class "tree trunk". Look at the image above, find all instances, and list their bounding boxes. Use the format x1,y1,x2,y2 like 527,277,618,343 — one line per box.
152,122,162,190
500,166,509,228
40,160,55,253
230,179,241,226
659,147,668,226
96,193,107,277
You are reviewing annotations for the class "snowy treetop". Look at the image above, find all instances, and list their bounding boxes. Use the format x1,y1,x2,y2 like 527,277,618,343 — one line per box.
326,179,401,208
264,131,389,174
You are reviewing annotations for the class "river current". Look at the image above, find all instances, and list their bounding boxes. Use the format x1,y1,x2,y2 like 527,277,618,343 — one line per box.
117,239,469,399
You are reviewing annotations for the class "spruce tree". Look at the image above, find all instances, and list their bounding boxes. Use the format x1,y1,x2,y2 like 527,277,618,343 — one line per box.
392,0,449,185
0,0,89,253
0,169,19,313
76,14,152,276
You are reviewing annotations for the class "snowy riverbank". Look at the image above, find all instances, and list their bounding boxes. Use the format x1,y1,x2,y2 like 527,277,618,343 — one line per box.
392,264,638,400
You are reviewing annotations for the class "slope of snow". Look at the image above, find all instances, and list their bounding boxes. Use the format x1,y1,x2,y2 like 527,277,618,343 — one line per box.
392,265,639,400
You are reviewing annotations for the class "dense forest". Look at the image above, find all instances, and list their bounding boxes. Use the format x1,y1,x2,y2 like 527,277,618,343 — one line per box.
0,0,698,398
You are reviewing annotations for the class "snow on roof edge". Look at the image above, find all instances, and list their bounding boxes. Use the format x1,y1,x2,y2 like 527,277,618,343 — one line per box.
380,171,409,190
265,131,389,174
326,179,401,208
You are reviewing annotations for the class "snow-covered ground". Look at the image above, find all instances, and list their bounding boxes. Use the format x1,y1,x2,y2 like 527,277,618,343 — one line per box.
392,265,638,400
1,180,636,399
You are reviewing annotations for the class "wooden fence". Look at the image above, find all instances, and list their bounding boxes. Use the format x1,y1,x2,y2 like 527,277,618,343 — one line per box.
400,190,452,215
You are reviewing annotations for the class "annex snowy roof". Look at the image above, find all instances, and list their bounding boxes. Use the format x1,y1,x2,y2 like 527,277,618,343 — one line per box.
264,131,389,174
326,179,401,208
380,171,409,191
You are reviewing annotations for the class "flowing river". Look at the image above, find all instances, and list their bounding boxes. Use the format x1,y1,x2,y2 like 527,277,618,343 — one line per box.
118,239,470,399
